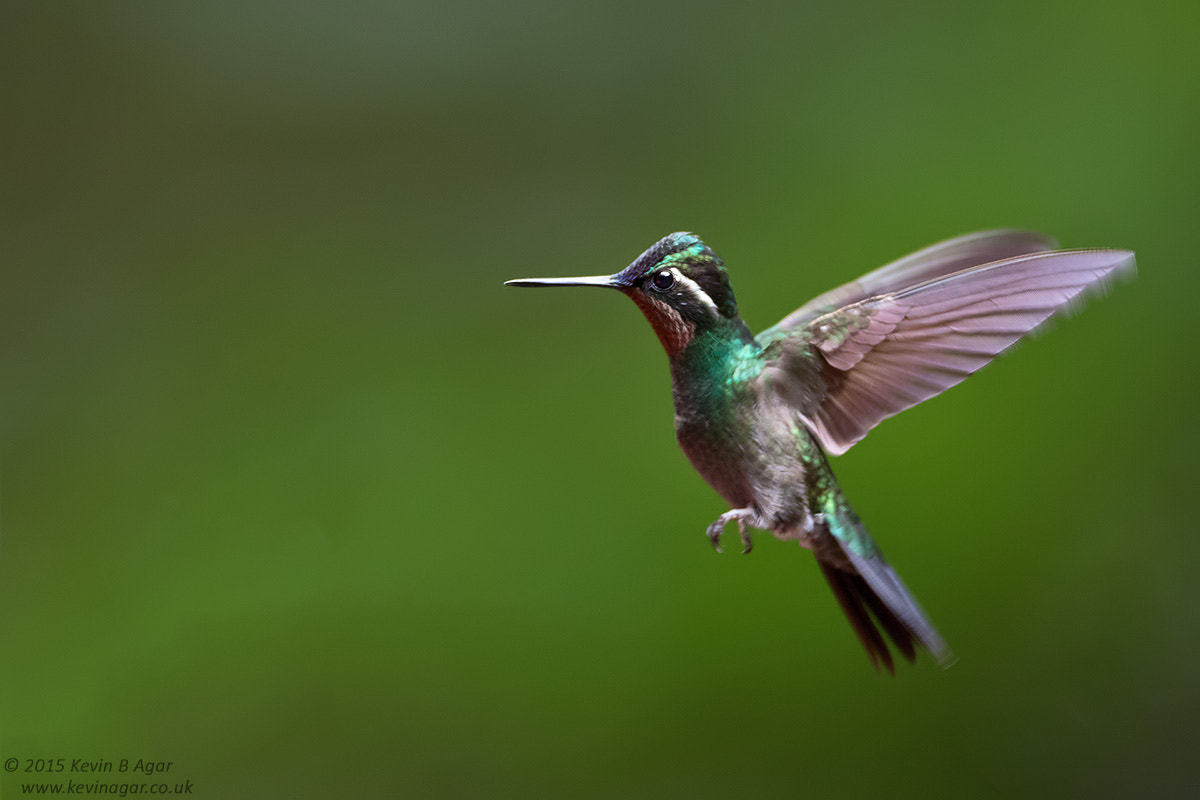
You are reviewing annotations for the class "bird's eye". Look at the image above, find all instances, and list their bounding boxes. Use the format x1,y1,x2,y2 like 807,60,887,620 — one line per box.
650,270,676,292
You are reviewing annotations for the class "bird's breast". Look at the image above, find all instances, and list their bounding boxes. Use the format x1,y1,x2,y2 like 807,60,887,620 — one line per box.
674,417,755,509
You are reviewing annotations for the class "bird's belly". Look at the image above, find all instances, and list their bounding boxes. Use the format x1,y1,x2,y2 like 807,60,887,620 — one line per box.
675,410,813,534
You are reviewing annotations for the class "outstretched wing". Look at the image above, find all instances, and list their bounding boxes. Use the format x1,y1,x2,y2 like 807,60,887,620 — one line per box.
764,229,1059,335
760,246,1136,456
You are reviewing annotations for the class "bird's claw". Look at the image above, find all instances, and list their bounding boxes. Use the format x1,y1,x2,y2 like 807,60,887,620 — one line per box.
706,508,755,555
706,519,726,553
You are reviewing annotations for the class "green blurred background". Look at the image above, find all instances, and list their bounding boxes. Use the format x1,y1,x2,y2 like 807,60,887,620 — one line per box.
2,2,1197,797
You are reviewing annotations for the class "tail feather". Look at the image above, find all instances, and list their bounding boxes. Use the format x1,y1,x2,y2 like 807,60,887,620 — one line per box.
855,575,919,665
841,542,954,668
818,505,954,670
818,561,912,673
808,444,953,669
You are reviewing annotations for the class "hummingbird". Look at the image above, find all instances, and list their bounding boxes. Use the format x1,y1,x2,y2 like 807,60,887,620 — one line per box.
506,230,1134,671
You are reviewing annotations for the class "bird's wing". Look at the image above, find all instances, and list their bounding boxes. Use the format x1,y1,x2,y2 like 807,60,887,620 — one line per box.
758,247,1136,456
762,229,1059,335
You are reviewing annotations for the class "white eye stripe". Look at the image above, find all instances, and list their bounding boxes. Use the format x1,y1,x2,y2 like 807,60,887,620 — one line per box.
669,268,720,315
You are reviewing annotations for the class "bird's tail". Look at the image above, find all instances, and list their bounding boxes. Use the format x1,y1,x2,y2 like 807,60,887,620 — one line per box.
815,493,954,672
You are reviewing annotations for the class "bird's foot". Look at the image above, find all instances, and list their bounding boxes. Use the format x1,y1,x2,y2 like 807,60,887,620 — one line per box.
705,518,725,552
706,508,757,554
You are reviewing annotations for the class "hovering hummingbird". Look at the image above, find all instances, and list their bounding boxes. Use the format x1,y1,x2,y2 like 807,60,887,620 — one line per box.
506,230,1134,671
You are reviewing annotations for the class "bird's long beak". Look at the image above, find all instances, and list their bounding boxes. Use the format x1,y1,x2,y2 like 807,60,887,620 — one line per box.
504,274,624,289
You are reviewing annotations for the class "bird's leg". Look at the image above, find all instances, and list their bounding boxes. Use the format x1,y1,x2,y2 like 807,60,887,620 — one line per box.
706,508,757,554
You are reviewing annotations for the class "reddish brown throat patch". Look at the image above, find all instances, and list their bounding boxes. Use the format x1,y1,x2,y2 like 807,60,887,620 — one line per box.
627,291,696,356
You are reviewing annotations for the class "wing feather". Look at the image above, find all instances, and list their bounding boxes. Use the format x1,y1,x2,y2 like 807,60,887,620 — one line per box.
763,229,1059,335
763,247,1135,455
